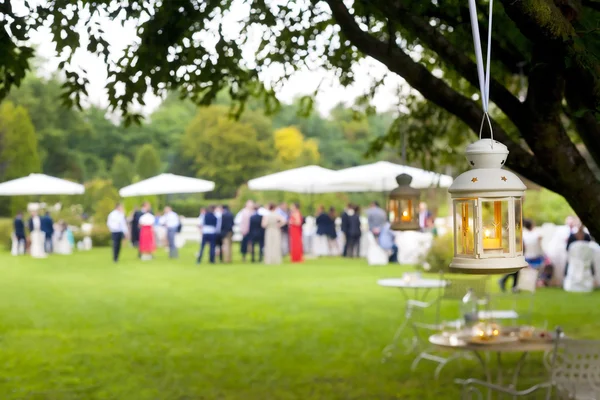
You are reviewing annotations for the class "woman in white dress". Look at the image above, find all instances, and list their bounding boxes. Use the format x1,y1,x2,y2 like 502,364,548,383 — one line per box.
262,203,285,265
28,211,46,258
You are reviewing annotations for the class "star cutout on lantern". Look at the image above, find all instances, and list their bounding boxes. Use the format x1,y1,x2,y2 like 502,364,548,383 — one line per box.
501,176,507,182
471,177,478,183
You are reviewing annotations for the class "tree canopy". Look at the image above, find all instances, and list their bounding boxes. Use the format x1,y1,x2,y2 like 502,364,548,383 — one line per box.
3,0,598,233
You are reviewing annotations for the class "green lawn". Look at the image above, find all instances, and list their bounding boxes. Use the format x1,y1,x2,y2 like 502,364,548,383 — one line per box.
0,246,598,399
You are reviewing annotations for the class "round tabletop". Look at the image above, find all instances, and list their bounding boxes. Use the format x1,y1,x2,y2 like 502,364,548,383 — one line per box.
429,333,554,353
378,278,447,289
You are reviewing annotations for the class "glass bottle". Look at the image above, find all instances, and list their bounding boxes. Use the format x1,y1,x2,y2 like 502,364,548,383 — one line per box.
461,288,479,328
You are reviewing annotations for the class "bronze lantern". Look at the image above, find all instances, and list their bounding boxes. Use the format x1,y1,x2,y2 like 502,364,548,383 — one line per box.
388,174,420,231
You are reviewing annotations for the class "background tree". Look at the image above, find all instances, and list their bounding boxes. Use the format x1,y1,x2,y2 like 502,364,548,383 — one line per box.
273,126,321,169
4,0,599,235
180,106,275,197
134,144,161,180
111,155,135,189
0,102,41,214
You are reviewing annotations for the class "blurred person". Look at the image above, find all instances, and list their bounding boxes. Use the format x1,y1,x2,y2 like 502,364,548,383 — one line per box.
565,224,594,277
28,210,46,258
13,211,26,255
220,205,235,263
197,205,218,264
379,221,398,262
418,202,433,231
289,203,304,263
499,219,543,292
130,206,141,247
315,205,331,256
327,207,340,255
366,201,386,235
276,202,289,256
238,200,255,261
341,203,353,257
107,203,128,263
163,206,180,259
41,210,54,254
54,220,73,255
139,210,156,260
262,203,285,265
249,206,265,262
132,202,150,249
346,205,362,258
214,205,223,261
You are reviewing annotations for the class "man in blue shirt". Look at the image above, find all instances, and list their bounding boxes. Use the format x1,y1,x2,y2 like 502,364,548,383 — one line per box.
197,205,218,264
378,222,398,263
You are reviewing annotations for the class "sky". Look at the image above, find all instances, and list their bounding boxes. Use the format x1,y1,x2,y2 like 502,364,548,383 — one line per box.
24,1,407,118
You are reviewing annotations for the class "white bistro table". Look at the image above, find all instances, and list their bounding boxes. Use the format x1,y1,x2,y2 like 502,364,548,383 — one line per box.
379,277,447,361
430,333,555,400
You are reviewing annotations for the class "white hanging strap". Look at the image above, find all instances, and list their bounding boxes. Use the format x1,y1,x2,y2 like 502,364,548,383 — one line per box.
468,0,494,143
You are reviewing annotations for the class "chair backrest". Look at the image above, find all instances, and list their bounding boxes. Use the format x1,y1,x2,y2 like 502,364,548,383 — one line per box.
516,267,538,293
552,335,600,397
567,241,594,268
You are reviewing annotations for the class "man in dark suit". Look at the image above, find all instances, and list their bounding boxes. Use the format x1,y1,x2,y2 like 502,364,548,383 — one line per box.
341,203,352,257
197,205,218,264
249,206,265,262
219,205,234,263
13,212,26,255
41,211,54,254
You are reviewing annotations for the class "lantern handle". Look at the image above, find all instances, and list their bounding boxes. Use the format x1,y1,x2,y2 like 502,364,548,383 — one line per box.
468,0,494,148
478,112,494,148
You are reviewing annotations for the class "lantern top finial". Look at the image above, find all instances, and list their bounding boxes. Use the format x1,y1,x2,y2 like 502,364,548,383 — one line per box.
466,139,509,169
395,173,413,186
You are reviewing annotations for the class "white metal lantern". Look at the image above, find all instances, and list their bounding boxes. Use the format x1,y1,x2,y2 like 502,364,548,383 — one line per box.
448,139,527,274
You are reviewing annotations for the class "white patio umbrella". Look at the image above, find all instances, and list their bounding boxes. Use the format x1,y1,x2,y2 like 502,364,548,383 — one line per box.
324,161,453,192
119,173,215,197
248,165,345,193
0,173,85,196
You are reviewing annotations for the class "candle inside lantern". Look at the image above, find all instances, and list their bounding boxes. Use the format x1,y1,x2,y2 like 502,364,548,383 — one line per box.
482,229,501,249
401,209,410,221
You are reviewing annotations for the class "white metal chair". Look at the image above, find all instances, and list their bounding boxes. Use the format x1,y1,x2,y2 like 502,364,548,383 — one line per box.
564,241,594,293
456,328,600,400
366,232,388,266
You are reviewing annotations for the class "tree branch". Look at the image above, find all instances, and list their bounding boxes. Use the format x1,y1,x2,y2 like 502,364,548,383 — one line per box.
380,4,528,133
500,0,600,115
324,0,557,191
423,6,530,75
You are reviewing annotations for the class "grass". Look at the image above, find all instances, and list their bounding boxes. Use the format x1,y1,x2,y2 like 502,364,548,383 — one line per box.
0,245,599,399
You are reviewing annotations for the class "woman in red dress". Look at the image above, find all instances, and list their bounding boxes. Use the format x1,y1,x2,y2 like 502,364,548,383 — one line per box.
288,203,303,263
139,212,156,260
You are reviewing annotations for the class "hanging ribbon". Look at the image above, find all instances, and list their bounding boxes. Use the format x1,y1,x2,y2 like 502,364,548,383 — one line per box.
467,0,494,142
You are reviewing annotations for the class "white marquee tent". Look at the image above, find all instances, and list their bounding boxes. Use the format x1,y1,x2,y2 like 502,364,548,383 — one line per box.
0,174,85,196
119,173,215,197
248,165,344,193
324,161,453,192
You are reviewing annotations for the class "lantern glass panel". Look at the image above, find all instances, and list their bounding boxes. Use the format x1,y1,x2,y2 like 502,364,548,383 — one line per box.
481,199,510,255
514,198,523,254
388,199,398,222
454,199,475,256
